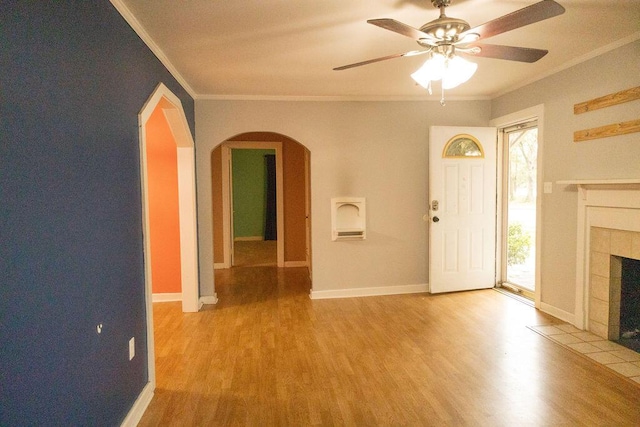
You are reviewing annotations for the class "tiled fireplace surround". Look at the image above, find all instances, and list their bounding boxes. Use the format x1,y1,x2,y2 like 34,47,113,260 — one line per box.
589,227,640,340
568,180,640,339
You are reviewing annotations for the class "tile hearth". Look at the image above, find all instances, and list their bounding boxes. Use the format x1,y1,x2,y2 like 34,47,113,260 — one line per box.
529,323,640,385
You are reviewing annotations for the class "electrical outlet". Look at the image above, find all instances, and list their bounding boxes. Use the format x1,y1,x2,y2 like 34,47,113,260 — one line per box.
129,337,135,361
543,182,553,194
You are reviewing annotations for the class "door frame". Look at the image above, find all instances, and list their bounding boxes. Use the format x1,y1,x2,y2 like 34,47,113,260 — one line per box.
220,141,284,268
304,149,312,273
490,104,544,308
135,83,201,416
139,84,200,314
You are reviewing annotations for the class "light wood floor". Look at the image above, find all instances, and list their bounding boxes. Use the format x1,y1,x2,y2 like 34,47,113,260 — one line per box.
233,240,276,267
139,267,640,426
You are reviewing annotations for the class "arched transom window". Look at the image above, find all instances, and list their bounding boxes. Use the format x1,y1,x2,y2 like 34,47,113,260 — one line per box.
442,134,484,158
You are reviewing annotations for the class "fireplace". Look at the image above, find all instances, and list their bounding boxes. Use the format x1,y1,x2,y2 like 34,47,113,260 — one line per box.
619,257,640,351
563,179,640,351
589,227,640,352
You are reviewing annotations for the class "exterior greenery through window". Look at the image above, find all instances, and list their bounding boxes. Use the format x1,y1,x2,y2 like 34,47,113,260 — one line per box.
505,126,537,291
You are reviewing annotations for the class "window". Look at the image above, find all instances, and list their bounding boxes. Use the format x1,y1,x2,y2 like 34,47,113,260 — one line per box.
443,134,484,158
502,121,538,296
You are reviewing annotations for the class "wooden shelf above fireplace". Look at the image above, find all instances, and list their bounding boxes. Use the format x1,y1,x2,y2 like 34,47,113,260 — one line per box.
556,179,640,186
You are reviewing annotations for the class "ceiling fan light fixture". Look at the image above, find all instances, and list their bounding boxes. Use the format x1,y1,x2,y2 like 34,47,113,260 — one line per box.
442,55,477,89
335,0,565,104
411,53,446,85
411,52,477,91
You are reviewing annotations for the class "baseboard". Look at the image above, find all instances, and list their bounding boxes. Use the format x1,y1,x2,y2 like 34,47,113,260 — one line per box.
234,236,263,241
540,302,576,326
152,292,182,302
200,294,218,305
214,262,227,270
284,261,308,268
120,381,154,427
310,283,428,300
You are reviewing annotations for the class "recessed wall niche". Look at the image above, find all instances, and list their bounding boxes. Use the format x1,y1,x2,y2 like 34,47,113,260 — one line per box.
331,197,366,241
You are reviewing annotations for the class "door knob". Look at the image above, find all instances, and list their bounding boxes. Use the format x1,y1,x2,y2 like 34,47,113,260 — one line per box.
433,216,440,223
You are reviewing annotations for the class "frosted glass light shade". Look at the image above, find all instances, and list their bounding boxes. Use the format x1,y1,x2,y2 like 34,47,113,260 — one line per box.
411,53,477,90
411,54,445,86
442,55,477,89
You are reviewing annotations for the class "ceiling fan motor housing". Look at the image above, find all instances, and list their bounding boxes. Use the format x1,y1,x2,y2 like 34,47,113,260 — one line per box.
419,16,471,44
421,0,470,43
430,0,451,8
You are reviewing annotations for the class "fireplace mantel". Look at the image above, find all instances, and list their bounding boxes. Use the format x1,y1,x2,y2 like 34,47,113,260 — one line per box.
561,179,640,329
557,179,640,197
557,179,640,186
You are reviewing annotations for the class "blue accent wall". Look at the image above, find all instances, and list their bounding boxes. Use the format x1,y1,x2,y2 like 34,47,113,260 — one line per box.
0,2,194,425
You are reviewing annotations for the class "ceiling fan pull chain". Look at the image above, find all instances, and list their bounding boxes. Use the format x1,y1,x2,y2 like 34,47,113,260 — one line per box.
440,84,446,106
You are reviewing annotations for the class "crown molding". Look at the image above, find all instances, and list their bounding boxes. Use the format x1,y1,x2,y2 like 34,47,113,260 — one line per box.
493,32,640,99
111,2,638,103
110,0,196,99
196,94,491,102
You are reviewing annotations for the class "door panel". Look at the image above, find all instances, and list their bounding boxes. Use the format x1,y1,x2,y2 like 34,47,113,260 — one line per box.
470,165,484,213
429,126,497,293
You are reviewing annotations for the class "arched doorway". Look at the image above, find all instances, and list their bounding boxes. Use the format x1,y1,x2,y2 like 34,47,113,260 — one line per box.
218,141,284,268
138,83,200,316
210,133,311,276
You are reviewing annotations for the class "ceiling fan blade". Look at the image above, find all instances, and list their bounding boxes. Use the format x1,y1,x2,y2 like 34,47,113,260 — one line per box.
367,18,432,41
334,50,430,71
462,0,565,41
463,43,548,63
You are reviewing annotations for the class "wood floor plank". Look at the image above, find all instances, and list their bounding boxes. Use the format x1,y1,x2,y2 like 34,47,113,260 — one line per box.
138,266,640,426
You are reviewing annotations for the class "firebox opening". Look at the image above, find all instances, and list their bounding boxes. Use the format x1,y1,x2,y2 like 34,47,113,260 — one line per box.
617,257,640,353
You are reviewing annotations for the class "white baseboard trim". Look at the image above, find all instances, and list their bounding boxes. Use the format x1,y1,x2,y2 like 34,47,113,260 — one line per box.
310,283,428,300
200,294,218,305
120,381,154,427
234,236,263,241
284,261,308,268
214,262,227,270
152,292,182,303
540,302,576,326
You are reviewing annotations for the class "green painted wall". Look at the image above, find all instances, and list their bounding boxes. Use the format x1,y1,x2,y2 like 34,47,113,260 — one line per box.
232,149,275,238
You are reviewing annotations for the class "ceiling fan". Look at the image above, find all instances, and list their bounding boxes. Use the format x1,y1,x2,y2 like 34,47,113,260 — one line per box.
334,0,565,85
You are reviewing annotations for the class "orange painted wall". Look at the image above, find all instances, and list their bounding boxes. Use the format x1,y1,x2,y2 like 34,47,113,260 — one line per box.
146,101,182,293
283,141,306,261
211,145,224,263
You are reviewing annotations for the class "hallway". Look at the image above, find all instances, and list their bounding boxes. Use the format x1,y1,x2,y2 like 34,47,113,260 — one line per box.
232,240,277,267
139,267,640,425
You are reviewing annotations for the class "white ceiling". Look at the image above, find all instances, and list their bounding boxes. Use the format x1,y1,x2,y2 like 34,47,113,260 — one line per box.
117,0,640,100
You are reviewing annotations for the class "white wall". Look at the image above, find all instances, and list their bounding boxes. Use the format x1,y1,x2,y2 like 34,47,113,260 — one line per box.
195,100,491,296
491,40,640,319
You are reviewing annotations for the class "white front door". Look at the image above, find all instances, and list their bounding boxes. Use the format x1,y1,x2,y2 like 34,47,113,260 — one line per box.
429,126,497,293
